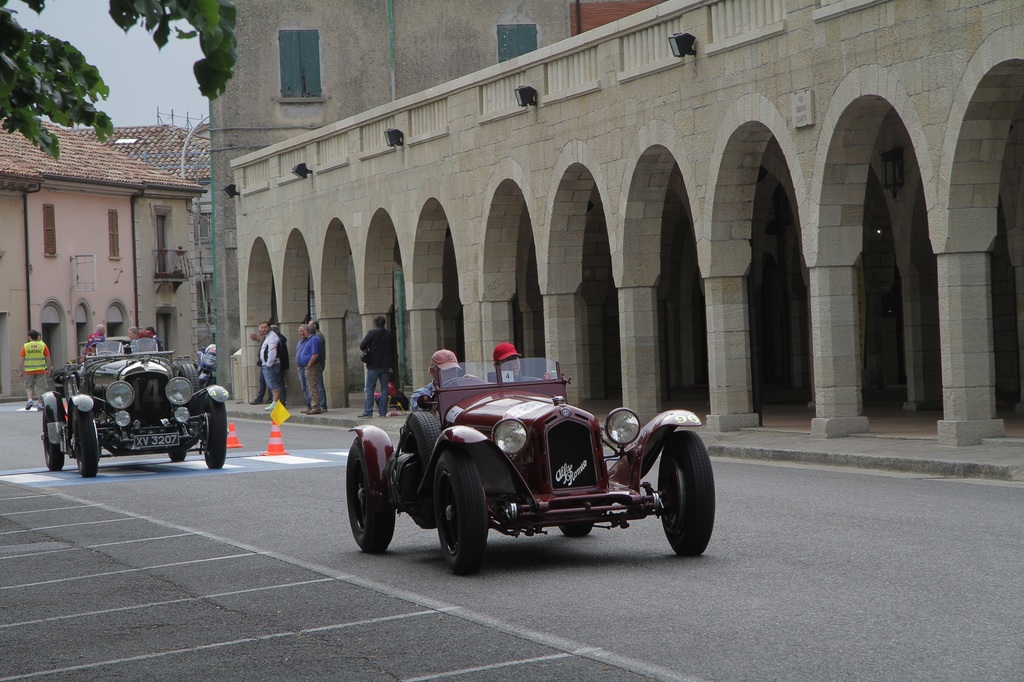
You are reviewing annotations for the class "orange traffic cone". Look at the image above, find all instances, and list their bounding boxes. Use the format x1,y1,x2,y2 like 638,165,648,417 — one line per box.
261,423,289,456
226,422,243,449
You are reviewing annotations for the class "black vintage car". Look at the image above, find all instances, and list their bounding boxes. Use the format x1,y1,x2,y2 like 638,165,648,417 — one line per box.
346,357,715,574
41,339,230,477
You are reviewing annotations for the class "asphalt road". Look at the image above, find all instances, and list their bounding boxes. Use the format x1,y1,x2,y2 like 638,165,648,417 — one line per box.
1,405,1022,681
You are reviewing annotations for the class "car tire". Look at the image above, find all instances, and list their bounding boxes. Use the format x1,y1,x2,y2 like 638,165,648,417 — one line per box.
658,430,715,556
558,522,594,537
177,363,201,391
168,450,188,462
434,450,488,575
204,400,227,469
346,439,395,553
404,410,442,457
74,410,100,478
41,407,64,472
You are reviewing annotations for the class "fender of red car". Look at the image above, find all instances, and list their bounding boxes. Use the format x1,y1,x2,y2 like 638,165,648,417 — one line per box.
349,424,394,513
615,410,703,483
418,424,534,501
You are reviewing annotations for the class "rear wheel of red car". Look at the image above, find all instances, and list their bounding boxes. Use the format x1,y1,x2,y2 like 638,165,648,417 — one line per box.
346,439,395,552
204,400,227,469
434,450,488,575
659,430,715,556
74,411,99,478
558,522,594,537
41,406,64,472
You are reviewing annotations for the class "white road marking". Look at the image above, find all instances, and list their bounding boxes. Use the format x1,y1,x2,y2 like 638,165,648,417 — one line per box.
245,455,328,464
402,653,572,681
0,553,253,591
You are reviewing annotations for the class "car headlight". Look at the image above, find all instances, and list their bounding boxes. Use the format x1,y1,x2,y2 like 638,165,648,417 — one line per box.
493,419,528,455
166,377,193,406
174,406,191,423
605,408,640,446
105,381,134,409
115,411,131,427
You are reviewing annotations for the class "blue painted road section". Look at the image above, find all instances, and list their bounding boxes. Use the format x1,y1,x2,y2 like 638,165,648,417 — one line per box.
0,450,349,488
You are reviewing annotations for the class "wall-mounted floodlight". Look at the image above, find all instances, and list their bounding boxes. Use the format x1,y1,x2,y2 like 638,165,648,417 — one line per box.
384,128,404,147
514,85,538,107
222,184,240,198
668,32,697,58
291,162,312,179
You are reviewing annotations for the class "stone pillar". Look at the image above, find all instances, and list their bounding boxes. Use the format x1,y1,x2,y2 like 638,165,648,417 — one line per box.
618,285,660,420
479,299,514,360
543,292,582,405
703,276,759,431
808,265,869,437
318,316,347,408
900,273,943,411
1015,266,1024,413
461,301,483,367
406,307,441,388
937,251,1004,445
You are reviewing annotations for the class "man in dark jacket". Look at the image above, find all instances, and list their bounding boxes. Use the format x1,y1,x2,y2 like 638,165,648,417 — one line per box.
358,315,394,417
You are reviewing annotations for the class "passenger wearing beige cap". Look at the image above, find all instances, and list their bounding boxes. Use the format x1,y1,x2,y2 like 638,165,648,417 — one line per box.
409,349,460,411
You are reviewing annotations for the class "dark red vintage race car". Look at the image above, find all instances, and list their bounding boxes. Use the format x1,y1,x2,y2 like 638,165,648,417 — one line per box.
346,358,715,574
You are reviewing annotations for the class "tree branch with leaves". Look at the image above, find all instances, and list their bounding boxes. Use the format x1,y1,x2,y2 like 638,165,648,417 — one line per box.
0,0,235,157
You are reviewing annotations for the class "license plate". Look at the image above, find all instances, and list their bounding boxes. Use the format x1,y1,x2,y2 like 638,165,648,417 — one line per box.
133,433,180,448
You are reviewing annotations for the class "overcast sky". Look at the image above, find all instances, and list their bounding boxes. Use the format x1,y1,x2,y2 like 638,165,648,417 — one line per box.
9,0,208,128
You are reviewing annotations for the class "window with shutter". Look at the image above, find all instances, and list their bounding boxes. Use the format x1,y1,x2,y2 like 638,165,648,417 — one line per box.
279,30,322,98
108,210,120,258
497,24,538,62
43,204,56,256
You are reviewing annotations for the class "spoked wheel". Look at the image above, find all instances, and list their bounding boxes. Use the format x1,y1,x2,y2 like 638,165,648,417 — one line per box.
658,430,715,556
434,450,488,575
74,410,99,478
203,400,227,469
41,406,64,472
558,522,594,537
346,440,395,552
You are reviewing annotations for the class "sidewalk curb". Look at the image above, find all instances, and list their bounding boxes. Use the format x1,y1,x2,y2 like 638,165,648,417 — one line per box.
704,443,1024,482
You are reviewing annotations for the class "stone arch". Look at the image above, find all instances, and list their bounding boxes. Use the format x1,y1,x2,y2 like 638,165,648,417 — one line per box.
104,300,129,337
410,198,464,361
546,152,617,401
361,207,402,320
318,217,355,407
246,237,274,326
39,299,66,365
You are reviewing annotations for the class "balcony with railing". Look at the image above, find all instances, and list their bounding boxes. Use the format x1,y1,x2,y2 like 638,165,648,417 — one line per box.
153,248,195,290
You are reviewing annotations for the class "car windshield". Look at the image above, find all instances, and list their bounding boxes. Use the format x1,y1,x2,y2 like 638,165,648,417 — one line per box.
436,357,560,388
131,338,159,353
92,340,123,355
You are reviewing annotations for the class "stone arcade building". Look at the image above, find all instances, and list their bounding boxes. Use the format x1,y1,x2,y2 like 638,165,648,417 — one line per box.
226,0,1024,445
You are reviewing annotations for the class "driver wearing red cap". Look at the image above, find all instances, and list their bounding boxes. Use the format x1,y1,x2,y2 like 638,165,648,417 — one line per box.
492,342,537,382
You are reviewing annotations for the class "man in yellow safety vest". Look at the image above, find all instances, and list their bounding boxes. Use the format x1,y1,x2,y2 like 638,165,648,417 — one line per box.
20,329,52,411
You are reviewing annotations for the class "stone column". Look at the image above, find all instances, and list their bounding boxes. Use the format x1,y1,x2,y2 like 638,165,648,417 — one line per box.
703,276,759,431
618,285,661,420
479,299,514,360
405,307,441,388
808,265,869,437
1016,265,1024,412
318,316,347,408
937,251,1003,444
900,274,943,410
543,292,582,405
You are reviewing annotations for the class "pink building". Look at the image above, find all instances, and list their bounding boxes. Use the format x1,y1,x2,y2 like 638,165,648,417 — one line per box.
0,124,202,396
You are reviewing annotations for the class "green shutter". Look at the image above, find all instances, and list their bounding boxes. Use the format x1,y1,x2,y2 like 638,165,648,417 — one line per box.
498,24,538,63
280,30,321,97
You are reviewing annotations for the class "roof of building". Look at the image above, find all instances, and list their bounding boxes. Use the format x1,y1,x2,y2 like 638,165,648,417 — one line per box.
77,124,211,185
0,123,203,192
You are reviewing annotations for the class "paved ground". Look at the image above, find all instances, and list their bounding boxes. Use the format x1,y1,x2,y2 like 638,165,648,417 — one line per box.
228,394,1024,482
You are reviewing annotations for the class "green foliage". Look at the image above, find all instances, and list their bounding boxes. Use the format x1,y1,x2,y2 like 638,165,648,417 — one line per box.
0,0,236,158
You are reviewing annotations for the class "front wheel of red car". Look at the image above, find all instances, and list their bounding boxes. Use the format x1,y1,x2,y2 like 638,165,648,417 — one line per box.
346,440,395,553
434,450,488,575
659,430,715,556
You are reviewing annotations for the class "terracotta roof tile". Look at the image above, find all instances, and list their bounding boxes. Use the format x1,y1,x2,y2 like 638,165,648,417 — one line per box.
0,123,203,192
78,124,211,184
